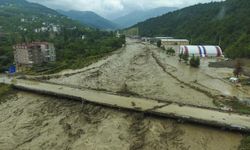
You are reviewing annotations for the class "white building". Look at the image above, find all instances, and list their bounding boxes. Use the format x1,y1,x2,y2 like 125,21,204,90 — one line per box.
34,28,41,33
81,35,85,40
180,45,223,57
116,31,121,38
41,27,48,32
52,26,59,32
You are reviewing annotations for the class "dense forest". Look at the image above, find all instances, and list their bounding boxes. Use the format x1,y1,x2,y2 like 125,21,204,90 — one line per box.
131,0,250,58
0,0,125,72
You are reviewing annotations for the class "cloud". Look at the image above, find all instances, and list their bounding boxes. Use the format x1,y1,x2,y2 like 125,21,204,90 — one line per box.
27,0,223,19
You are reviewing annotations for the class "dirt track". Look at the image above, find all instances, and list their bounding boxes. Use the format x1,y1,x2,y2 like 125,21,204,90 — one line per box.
0,92,242,150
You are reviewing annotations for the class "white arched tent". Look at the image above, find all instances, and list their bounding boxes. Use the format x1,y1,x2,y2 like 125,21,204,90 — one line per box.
179,45,223,57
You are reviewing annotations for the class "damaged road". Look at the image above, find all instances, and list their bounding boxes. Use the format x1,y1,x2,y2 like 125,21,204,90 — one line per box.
0,92,242,150
0,38,248,149
4,78,250,132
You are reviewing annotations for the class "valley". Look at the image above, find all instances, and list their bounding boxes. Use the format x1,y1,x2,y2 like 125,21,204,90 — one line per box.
1,0,250,149
0,38,249,149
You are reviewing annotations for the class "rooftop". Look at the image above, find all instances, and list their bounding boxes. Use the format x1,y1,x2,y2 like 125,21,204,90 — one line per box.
13,42,51,48
161,39,189,42
154,37,173,39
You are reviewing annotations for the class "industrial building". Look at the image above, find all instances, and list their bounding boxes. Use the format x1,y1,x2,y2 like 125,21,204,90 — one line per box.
161,39,190,54
141,37,151,42
179,45,223,57
154,37,174,40
13,42,56,71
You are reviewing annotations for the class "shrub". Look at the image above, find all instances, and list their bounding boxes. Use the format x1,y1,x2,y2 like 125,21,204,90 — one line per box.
233,59,244,77
189,54,200,67
166,48,175,56
0,84,12,97
239,136,250,150
182,52,189,63
157,40,161,48
179,53,183,62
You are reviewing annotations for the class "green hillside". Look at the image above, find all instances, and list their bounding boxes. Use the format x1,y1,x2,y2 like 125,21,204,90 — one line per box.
0,0,125,73
0,0,80,32
132,0,250,58
57,10,118,30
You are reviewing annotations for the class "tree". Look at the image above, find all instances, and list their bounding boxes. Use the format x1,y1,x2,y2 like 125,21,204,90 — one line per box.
166,47,175,56
157,40,161,48
182,52,189,64
233,59,243,78
179,53,183,62
120,35,126,45
189,54,200,68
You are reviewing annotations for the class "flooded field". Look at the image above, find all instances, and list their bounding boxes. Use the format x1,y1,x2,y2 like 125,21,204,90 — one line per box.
151,45,250,101
47,40,210,108
0,92,242,150
47,39,250,109
1,39,249,149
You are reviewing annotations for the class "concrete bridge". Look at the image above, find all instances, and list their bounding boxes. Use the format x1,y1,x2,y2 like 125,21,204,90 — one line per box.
1,77,250,132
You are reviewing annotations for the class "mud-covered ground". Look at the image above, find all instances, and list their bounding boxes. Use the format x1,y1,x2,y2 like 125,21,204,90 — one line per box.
48,39,250,108
2,39,247,149
0,92,242,150
209,59,250,77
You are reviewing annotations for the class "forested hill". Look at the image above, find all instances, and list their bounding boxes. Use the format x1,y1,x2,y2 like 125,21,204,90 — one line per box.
0,0,82,34
0,0,81,71
0,0,125,72
132,0,250,58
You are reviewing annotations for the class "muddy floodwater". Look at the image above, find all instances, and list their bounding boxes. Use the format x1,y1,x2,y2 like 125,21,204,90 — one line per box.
47,39,250,109
0,92,242,150
1,38,248,149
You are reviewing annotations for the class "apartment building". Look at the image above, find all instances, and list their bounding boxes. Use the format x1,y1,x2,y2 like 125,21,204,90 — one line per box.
13,42,56,69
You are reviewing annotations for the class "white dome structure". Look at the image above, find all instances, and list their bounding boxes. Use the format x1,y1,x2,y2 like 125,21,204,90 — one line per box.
180,45,223,57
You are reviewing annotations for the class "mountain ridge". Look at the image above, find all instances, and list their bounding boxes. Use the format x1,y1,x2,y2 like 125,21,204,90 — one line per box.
57,10,118,30
130,0,250,58
113,7,177,29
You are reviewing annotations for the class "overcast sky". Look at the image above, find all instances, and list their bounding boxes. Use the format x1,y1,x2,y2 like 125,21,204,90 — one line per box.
27,0,223,19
